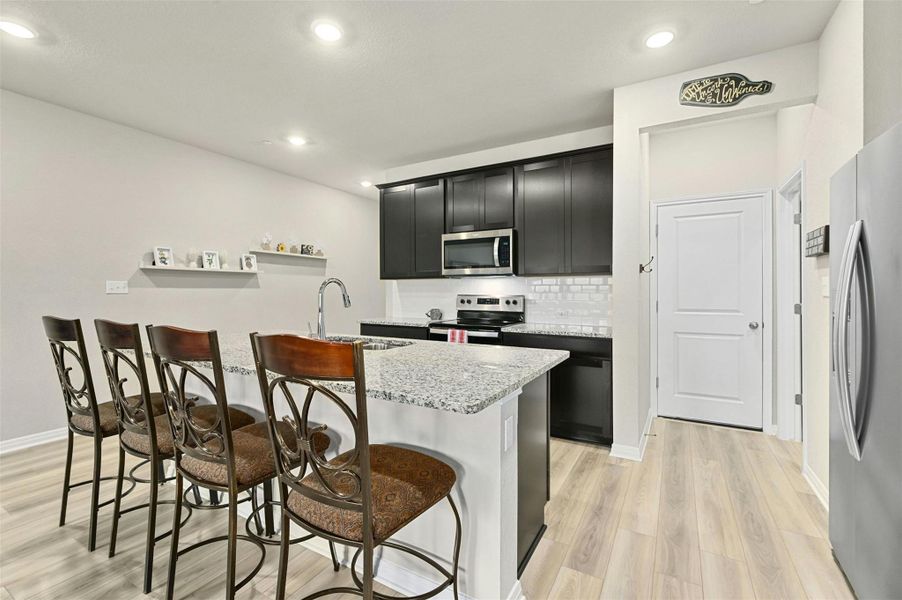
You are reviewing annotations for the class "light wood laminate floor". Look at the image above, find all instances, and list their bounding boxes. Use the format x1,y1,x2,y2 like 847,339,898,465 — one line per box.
522,418,854,600
0,418,853,599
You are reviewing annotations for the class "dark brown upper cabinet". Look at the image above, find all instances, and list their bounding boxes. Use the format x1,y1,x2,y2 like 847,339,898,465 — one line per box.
516,149,612,276
379,179,445,279
445,167,514,233
567,149,612,274
412,179,445,277
516,159,567,275
379,145,612,280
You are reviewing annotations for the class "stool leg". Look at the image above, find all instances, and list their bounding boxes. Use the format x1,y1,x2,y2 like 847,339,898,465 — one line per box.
108,446,126,557
225,490,238,600
362,541,374,600
59,430,74,526
263,479,275,537
328,541,339,572
191,484,202,505
275,486,290,600
449,496,462,600
143,456,160,593
88,436,102,552
166,472,183,600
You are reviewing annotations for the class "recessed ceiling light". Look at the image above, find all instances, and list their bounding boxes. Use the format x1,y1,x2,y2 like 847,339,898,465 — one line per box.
645,31,674,49
287,136,307,147
360,181,373,188
0,21,36,39
312,20,342,42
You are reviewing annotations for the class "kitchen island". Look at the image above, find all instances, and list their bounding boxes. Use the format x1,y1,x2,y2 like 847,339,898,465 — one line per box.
180,333,569,600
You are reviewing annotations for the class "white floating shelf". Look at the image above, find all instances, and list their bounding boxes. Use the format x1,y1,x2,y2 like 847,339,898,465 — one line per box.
249,249,328,260
140,265,262,275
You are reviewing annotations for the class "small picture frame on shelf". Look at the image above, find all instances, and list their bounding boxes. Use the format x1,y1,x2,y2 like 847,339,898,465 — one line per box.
153,246,174,267
240,253,257,272
202,250,221,270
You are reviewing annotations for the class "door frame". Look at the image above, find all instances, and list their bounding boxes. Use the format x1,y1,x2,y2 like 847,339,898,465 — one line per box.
650,190,775,431
776,166,805,441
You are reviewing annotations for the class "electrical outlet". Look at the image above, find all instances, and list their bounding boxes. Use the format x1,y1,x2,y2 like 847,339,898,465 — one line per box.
503,416,515,452
106,280,128,294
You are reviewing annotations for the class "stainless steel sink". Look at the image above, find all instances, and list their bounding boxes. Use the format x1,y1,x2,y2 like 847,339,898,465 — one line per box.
326,336,413,351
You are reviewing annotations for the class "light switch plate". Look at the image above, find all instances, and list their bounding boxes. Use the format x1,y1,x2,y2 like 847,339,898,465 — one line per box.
106,280,128,294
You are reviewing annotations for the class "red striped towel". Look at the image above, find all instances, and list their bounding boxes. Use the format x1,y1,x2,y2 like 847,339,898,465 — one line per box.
448,329,468,343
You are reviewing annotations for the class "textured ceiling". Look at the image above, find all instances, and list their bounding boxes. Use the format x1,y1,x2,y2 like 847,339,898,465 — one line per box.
0,1,837,197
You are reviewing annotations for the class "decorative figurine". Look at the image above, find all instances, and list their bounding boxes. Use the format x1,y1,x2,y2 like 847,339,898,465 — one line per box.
261,232,273,251
220,249,230,270
276,242,286,252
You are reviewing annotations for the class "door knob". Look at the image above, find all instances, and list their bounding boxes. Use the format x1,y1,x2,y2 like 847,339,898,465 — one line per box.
748,321,760,330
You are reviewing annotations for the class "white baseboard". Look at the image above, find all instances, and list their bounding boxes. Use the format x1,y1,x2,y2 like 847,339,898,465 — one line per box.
0,426,68,455
802,461,829,510
610,407,655,462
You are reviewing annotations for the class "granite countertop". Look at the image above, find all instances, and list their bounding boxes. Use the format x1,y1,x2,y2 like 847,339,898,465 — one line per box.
504,323,613,339
359,317,433,328
182,332,568,415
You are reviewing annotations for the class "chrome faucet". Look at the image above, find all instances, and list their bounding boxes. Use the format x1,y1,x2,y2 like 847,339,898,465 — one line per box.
317,278,351,339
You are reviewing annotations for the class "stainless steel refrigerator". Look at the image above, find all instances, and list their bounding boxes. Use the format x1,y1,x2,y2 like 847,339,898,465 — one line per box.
829,122,902,600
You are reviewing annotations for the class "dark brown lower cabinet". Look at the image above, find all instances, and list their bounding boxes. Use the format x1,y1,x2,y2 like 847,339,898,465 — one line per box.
503,332,612,446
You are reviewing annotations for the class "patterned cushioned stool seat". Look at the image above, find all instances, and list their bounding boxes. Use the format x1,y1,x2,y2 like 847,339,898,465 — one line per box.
286,444,456,542
69,392,167,436
120,405,255,457
181,422,330,487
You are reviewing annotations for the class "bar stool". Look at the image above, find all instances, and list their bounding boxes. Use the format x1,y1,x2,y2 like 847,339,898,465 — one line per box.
43,315,147,551
95,319,257,593
249,333,462,600
146,325,337,600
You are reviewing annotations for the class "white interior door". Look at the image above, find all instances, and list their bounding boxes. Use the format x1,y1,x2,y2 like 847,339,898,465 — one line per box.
657,194,765,428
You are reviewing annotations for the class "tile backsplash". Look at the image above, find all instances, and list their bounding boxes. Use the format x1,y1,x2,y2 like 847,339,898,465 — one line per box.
525,276,612,326
384,275,612,327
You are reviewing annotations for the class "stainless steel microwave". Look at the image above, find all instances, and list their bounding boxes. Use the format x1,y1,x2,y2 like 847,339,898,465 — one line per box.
441,228,515,276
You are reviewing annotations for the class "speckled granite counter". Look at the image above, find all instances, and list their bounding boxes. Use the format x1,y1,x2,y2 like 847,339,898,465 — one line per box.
359,317,432,328
504,322,612,339
201,332,568,415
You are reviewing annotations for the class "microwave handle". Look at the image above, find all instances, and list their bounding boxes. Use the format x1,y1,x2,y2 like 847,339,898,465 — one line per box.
493,237,501,267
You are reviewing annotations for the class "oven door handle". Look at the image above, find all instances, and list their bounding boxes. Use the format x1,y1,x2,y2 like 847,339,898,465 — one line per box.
429,328,500,339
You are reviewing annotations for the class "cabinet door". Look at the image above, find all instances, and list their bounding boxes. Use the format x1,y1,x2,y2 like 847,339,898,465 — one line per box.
445,173,482,233
413,179,445,277
517,159,566,275
380,185,414,279
482,167,515,230
549,357,612,445
566,149,612,274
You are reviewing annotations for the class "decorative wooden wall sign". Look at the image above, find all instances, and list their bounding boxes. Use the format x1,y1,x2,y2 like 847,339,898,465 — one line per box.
679,73,773,107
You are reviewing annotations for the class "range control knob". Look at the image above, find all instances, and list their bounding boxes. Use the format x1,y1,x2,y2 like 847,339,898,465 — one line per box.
505,299,511,305
512,299,518,305
466,299,472,304
460,299,465,304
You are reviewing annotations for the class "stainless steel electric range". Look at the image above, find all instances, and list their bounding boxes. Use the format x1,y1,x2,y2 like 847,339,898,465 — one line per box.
427,294,525,344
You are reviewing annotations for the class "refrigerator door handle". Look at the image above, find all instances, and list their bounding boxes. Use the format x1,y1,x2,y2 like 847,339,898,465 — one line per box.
835,219,864,461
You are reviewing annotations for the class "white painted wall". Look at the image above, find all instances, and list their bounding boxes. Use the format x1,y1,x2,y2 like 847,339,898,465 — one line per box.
781,0,863,497
611,42,819,458
0,91,384,442
649,113,777,201
862,0,902,144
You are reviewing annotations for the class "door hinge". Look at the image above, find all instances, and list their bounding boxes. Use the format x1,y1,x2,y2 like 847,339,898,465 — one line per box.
655,376,660,389
793,303,802,315
793,213,802,225
656,300,659,313
795,393,803,406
